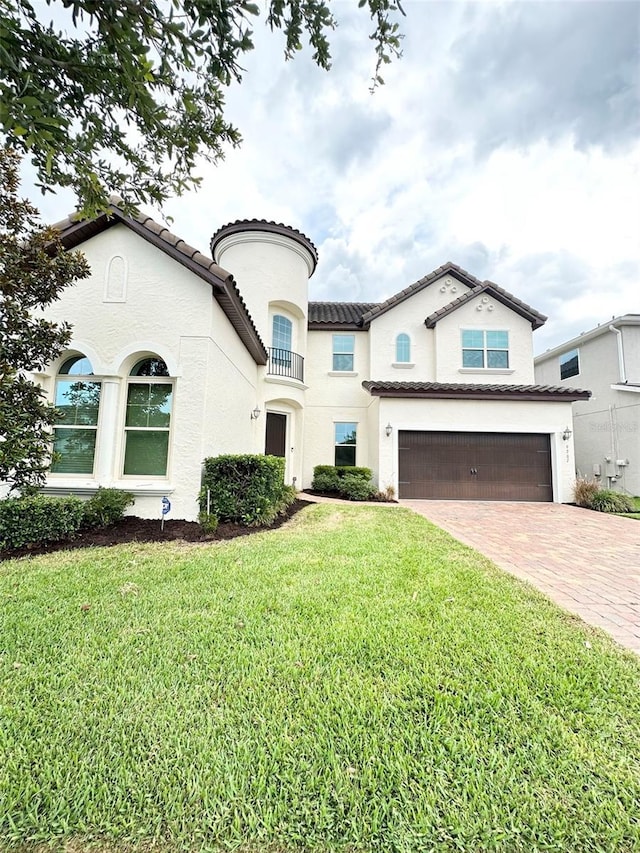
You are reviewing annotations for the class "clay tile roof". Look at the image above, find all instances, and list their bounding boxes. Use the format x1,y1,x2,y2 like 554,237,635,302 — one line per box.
425,280,547,330
210,219,318,274
362,381,590,401
308,302,380,328
52,201,268,365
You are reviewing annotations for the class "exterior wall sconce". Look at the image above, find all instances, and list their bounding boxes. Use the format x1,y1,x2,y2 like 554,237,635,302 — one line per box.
562,426,572,441
251,407,261,420
385,422,393,437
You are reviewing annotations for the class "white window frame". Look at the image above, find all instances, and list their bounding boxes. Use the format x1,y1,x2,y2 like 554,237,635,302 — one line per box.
332,334,355,372
334,422,357,467
50,356,102,477
122,359,174,479
461,329,510,369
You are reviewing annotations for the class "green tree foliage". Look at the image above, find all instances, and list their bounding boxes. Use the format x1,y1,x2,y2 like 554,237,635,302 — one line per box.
0,148,90,493
0,0,404,217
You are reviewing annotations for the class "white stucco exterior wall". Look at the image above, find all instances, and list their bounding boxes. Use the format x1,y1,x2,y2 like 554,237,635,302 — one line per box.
368,274,473,381
434,297,536,384
34,225,260,521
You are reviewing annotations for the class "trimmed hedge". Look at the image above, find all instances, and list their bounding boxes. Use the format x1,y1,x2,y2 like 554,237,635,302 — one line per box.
81,488,135,529
0,495,85,551
312,465,377,501
199,455,296,526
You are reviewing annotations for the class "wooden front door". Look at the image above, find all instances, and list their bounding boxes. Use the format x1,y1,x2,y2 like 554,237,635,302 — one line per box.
398,431,552,501
265,412,287,458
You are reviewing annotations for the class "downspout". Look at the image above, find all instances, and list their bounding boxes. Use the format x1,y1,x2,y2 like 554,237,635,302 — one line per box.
609,324,627,384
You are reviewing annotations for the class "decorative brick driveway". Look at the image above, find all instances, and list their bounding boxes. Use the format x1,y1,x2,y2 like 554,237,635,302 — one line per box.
402,501,640,655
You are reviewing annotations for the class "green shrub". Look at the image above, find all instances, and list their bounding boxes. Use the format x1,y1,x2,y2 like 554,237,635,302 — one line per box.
338,474,378,501
590,489,635,514
0,495,85,551
573,477,600,508
312,471,340,493
197,511,219,535
81,488,135,529
312,465,373,493
199,454,294,526
337,466,372,482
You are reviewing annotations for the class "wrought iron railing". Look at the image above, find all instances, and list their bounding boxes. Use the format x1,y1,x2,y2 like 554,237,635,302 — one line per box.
267,347,304,382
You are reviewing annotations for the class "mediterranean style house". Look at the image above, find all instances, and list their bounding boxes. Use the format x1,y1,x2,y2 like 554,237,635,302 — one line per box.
23,202,590,520
535,316,639,496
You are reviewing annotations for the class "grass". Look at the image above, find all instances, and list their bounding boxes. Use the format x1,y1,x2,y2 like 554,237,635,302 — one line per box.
1,504,639,853
618,496,640,520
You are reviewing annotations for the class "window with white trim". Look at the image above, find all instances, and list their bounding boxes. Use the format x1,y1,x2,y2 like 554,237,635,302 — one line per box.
272,314,293,368
395,333,411,363
332,334,355,371
462,330,509,368
51,356,101,475
559,348,579,380
335,422,357,467
123,358,173,476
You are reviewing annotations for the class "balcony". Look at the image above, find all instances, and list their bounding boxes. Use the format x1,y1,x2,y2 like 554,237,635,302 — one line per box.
267,347,304,383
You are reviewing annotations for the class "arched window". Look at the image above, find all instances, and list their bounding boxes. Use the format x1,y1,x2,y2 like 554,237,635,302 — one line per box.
395,333,411,363
272,314,292,350
272,314,293,369
123,358,173,476
51,356,101,475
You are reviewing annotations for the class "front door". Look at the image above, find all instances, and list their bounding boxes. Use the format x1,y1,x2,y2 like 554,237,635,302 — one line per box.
265,412,287,457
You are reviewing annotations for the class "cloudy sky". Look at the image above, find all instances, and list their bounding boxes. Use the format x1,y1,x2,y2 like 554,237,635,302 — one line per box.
30,0,639,354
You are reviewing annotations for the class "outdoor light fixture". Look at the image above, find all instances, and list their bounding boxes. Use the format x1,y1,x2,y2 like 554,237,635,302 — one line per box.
251,407,261,420
562,426,572,441
385,422,393,437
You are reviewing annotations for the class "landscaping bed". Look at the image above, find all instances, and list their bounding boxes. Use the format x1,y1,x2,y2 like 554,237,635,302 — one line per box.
0,499,311,560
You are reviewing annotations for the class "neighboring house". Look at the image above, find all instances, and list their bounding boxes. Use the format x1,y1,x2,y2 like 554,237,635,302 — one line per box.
535,316,640,496
17,202,590,519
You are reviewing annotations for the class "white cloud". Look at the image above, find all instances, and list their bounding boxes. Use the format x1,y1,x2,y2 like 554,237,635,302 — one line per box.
18,0,640,356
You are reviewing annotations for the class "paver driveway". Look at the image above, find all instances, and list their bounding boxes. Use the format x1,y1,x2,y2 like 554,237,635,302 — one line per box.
402,501,640,655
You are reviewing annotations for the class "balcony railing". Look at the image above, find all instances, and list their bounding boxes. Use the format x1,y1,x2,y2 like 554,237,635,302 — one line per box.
267,347,304,383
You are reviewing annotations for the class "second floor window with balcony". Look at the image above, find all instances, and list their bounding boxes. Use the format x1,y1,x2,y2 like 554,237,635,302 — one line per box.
272,315,292,353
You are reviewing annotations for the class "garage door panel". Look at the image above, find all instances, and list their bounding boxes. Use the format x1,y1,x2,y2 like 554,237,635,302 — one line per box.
398,431,552,501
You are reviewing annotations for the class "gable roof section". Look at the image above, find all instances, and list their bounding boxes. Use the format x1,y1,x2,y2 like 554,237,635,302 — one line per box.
362,380,590,402
307,262,547,332
53,200,268,365
308,302,380,330
360,261,484,326
424,280,547,330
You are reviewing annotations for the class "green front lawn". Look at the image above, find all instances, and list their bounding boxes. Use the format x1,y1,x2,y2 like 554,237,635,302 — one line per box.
1,505,639,852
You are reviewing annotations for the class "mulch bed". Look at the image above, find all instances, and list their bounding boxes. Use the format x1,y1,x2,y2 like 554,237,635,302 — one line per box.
1,499,313,561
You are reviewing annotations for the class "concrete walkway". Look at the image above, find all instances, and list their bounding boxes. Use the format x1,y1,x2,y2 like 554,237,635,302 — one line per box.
402,500,640,655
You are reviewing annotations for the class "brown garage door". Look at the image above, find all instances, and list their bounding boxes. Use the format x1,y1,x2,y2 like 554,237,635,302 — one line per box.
398,431,552,501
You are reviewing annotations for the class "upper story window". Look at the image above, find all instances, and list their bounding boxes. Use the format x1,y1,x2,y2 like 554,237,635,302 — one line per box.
462,330,509,369
332,334,355,371
559,348,579,380
272,315,293,352
395,333,411,363
123,358,173,477
335,422,357,467
50,355,101,475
